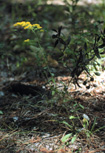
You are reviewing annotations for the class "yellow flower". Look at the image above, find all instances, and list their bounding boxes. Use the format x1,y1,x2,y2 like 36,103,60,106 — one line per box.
25,22,31,25
20,21,26,27
83,118,87,124
32,24,42,29
40,29,44,32
24,25,32,29
13,22,20,27
13,21,32,29
14,21,44,31
24,39,30,42
32,24,39,27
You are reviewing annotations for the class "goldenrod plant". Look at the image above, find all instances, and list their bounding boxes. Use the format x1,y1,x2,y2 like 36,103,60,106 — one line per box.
13,21,46,67
13,21,44,31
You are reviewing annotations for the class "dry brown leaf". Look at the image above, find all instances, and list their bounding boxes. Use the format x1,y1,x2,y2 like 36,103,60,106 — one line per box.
40,147,54,153
29,136,41,143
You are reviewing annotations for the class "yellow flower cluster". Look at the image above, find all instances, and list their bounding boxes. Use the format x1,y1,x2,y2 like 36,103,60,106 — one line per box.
13,21,44,31
24,39,30,42
13,21,32,29
32,24,42,29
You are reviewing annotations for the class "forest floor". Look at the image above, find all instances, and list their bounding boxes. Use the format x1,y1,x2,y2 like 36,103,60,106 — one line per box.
0,0,105,153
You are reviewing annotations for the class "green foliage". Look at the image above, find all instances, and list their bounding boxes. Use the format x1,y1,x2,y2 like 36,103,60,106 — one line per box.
2,0,105,82
61,133,72,143
63,0,79,16
0,2,105,151
61,113,105,145
12,21,48,69
51,3,105,87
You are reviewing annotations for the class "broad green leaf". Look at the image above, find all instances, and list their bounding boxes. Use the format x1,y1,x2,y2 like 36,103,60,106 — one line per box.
71,135,77,143
61,133,72,143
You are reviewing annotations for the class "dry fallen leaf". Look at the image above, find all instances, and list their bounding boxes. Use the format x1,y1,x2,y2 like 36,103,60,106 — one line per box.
29,136,41,143
40,147,54,153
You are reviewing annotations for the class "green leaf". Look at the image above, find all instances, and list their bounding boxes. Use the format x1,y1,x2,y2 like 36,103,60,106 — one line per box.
70,109,75,112
30,45,44,55
0,110,3,115
73,103,77,107
79,104,84,109
93,125,105,133
52,90,55,96
61,121,72,129
69,116,76,120
51,73,55,77
71,135,77,144
61,133,72,143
